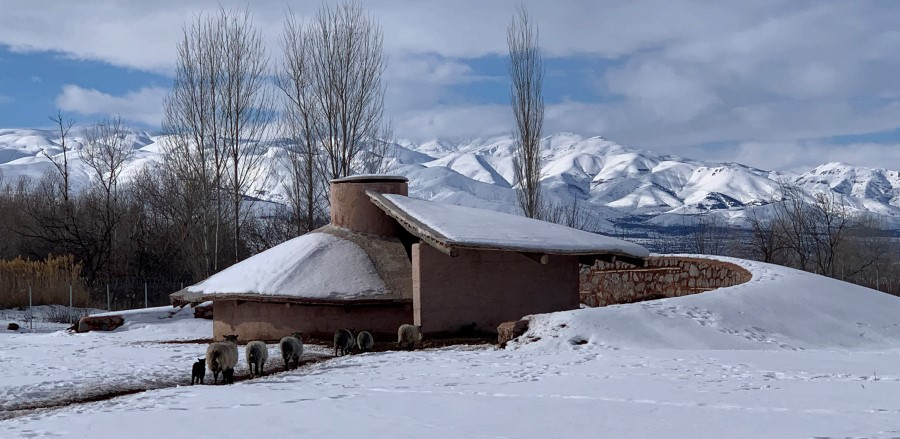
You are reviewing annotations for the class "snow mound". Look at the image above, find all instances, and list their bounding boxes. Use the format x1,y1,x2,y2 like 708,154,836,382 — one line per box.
515,256,900,351
186,232,389,300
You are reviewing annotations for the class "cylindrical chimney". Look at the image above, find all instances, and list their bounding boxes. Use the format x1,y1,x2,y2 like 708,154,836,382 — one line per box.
329,175,408,237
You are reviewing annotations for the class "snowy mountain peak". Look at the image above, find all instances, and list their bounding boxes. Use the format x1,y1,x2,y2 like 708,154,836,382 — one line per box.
1,128,898,229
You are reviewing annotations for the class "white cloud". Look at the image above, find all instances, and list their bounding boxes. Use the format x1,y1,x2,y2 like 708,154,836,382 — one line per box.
729,141,900,172
29,76,41,83
605,60,721,122
55,85,167,125
3,1,900,170
0,94,12,104
393,104,511,141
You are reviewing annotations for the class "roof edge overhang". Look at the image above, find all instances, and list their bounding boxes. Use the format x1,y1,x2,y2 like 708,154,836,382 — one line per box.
331,174,408,184
197,293,412,306
366,190,647,266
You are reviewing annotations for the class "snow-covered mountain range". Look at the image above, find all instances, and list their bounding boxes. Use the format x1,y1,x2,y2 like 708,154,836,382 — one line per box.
1,128,898,231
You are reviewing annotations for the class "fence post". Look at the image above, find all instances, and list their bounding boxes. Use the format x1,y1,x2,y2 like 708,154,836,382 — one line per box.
144,282,148,309
28,286,33,331
69,284,73,324
107,283,111,312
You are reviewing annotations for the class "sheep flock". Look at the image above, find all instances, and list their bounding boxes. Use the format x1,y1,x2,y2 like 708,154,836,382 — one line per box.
193,324,424,385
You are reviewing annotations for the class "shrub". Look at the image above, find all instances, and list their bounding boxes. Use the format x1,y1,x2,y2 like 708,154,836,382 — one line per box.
0,255,89,309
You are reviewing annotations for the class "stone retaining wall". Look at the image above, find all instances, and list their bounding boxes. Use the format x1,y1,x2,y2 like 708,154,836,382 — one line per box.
580,256,752,307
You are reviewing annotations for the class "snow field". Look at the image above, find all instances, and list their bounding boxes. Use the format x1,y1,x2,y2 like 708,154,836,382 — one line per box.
2,346,900,437
515,256,900,352
2,258,900,437
0,306,330,419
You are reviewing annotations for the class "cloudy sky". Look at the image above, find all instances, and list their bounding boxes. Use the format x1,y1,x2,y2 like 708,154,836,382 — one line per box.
0,0,899,171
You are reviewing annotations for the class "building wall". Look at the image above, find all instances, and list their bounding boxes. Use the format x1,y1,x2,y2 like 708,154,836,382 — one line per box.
213,300,413,342
580,256,752,307
330,180,407,237
412,243,580,335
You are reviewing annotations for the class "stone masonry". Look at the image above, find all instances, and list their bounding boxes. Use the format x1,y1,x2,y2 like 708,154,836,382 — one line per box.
580,256,752,307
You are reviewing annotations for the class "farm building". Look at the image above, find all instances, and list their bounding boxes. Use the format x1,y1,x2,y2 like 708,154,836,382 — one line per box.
172,175,649,341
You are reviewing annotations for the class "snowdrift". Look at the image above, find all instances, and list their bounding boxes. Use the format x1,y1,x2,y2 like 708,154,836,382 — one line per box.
515,256,900,351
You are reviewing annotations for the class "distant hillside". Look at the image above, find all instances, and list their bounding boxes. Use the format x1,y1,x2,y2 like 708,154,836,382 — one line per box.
1,128,898,231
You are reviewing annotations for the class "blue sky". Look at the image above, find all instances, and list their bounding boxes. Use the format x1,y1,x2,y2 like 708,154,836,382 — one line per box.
0,48,170,127
0,0,899,171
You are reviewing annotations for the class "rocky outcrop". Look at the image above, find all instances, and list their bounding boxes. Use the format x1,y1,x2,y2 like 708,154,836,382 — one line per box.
76,315,125,333
497,319,529,345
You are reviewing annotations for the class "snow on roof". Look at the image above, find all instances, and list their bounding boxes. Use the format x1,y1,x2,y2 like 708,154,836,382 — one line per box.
368,192,650,258
331,174,408,183
185,232,392,301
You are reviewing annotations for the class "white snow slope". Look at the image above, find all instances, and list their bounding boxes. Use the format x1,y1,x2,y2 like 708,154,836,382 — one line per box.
2,257,900,437
2,128,898,230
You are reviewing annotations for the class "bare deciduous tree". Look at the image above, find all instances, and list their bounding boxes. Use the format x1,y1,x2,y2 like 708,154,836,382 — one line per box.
41,111,75,203
162,11,223,276
81,117,134,203
545,198,599,231
807,192,850,276
80,117,135,279
508,4,544,219
218,8,275,263
163,7,273,270
276,10,327,235
308,1,389,180
746,207,789,263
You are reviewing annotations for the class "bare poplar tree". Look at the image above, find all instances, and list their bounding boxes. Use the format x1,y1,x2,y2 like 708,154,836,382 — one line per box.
162,11,223,276
308,1,388,180
218,8,275,262
163,7,273,270
276,10,326,235
507,4,544,219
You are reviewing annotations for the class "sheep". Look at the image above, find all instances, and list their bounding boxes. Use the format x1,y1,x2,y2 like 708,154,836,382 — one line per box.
356,330,374,352
191,358,206,385
397,324,423,351
333,328,355,356
206,334,239,384
245,341,268,377
279,332,304,370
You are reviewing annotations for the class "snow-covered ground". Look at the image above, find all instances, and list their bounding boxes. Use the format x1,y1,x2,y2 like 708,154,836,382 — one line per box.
2,257,900,437
0,305,105,333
